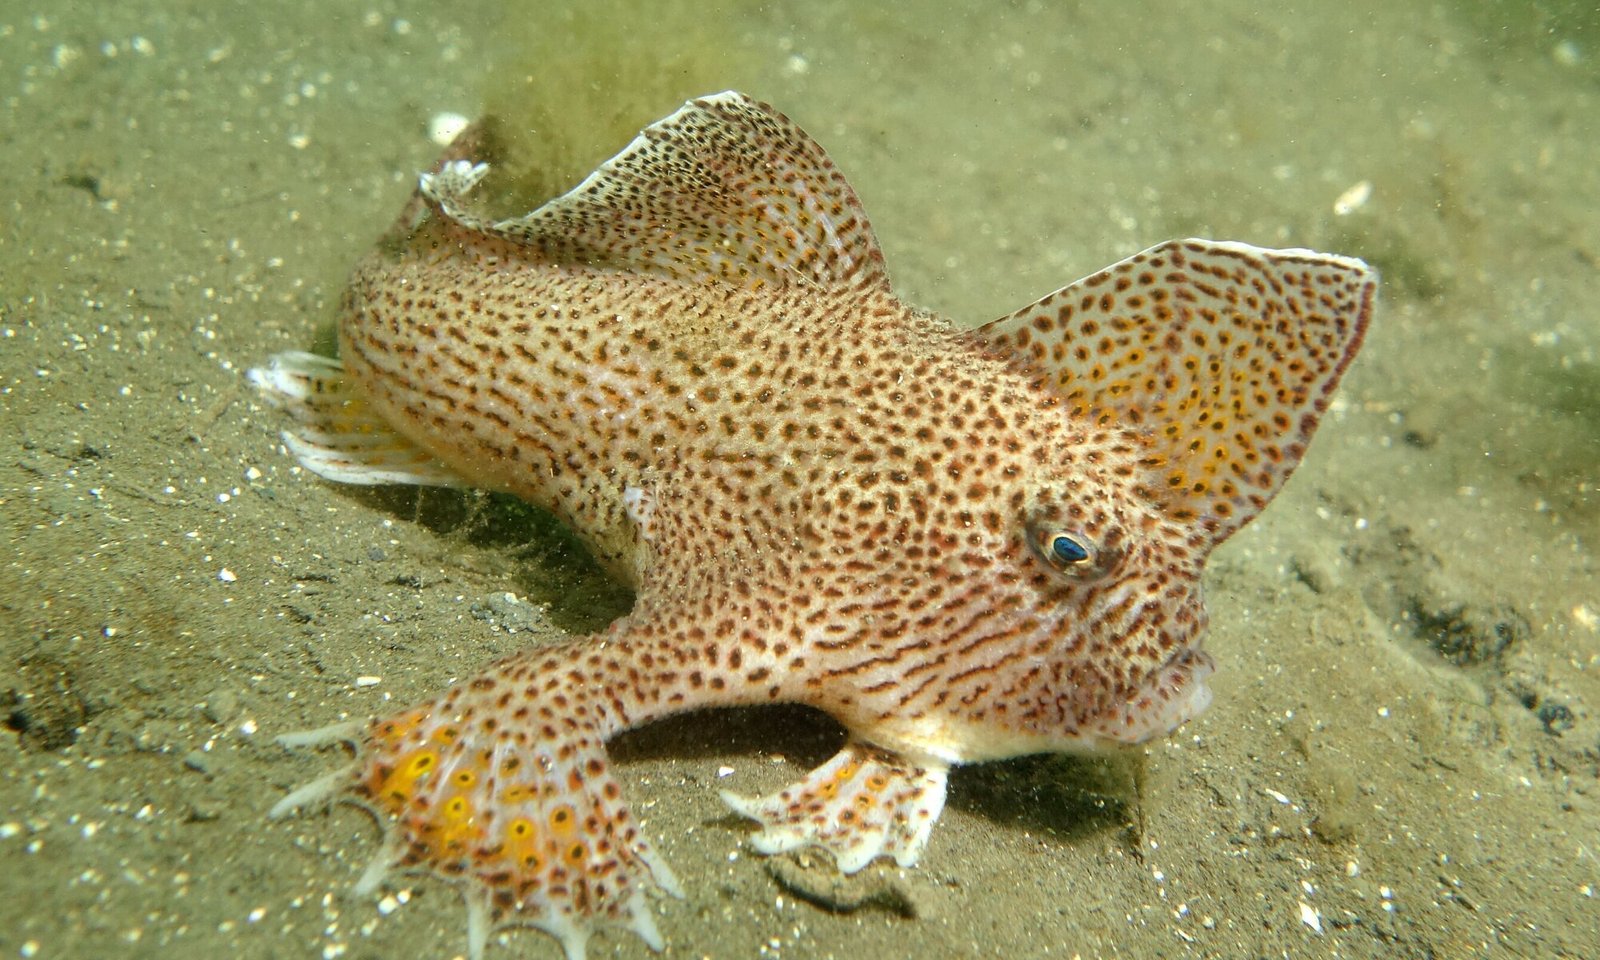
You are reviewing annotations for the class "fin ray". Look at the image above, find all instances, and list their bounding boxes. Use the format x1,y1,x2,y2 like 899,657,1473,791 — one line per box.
721,741,949,872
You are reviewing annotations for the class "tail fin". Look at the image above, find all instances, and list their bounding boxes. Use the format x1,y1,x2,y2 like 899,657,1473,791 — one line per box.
247,351,464,488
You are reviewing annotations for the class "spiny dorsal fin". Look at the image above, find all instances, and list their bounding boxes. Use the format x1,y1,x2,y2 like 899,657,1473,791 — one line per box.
977,239,1375,542
422,92,891,295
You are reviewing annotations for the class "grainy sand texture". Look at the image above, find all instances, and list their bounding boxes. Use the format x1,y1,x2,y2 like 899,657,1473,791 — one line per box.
3,2,1596,958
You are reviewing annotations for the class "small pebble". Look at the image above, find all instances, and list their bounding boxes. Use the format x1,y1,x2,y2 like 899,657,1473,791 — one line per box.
1298,900,1322,933
430,111,470,146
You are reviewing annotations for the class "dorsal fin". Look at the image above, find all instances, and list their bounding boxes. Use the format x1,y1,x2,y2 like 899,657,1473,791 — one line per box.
421,91,892,294
976,239,1375,542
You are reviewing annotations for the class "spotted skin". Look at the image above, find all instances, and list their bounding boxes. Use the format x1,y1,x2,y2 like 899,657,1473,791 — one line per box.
252,92,1375,959
978,238,1369,541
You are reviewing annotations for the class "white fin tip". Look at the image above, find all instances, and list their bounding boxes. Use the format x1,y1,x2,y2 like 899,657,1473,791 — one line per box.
268,766,351,820
276,718,366,749
420,160,490,205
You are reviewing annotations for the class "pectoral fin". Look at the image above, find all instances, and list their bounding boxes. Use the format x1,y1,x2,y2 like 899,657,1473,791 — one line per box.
976,239,1375,543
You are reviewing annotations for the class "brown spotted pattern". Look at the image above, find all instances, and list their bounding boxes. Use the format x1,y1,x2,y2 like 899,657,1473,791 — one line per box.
257,93,1375,959
978,238,1372,541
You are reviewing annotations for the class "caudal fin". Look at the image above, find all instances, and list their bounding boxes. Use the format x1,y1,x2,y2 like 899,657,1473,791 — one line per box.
247,351,465,488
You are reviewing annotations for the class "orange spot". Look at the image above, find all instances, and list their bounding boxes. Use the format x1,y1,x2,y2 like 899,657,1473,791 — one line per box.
564,841,588,867
374,708,426,744
549,804,576,835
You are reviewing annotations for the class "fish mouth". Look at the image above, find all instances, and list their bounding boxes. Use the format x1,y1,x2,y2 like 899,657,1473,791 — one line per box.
1155,645,1215,726
1091,644,1216,746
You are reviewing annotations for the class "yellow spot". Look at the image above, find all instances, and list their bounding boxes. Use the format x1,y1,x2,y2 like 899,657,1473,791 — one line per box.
503,816,546,871
375,747,440,804
443,794,472,822
431,793,482,856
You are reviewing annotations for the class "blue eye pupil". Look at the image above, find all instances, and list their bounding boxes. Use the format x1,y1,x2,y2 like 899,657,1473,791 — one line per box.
1051,535,1089,565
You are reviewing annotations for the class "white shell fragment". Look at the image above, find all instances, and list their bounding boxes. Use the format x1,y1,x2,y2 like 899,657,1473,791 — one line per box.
429,111,470,147
1333,180,1372,216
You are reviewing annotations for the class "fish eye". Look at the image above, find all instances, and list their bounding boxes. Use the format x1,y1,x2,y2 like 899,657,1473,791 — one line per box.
1050,534,1090,566
1027,521,1106,577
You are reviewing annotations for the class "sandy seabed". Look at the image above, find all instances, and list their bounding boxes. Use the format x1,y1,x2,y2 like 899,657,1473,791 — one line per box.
2,2,1597,958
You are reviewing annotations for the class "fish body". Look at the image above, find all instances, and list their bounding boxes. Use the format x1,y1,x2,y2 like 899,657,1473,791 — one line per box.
250,92,1374,959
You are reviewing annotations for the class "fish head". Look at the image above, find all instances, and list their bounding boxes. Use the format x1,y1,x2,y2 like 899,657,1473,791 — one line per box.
965,239,1374,751
1012,422,1219,748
